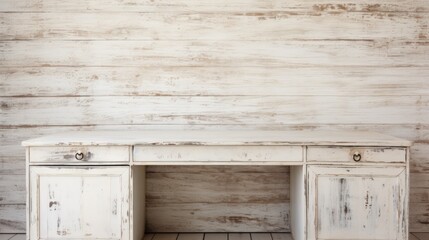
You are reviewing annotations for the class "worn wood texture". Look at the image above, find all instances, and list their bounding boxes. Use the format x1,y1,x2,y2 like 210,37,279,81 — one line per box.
1,0,428,12
1,12,427,41
29,167,130,239
146,202,290,232
1,41,428,67
2,67,429,97
2,96,428,126
307,166,407,239
146,166,290,232
1,0,428,233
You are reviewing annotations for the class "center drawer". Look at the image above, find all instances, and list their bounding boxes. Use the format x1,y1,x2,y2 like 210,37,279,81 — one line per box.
134,145,303,163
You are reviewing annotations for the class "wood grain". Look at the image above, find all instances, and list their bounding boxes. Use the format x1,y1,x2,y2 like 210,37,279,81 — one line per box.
1,0,428,12
228,233,251,240
1,12,427,41
1,96,428,126
204,233,228,240
2,67,429,97
0,175,25,204
1,0,429,232
410,203,429,232
146,203,290,232
177,234,203,240
146,172,289,203
1,40,428,67
0,205,25,233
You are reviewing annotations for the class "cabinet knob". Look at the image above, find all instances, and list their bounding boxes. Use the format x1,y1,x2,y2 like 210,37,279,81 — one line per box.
75,151,85,160
353,152,362,162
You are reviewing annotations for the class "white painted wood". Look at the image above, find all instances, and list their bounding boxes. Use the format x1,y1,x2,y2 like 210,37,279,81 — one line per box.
250,233,271,240
271,233,293,240
307,166,407,240
228,233,250,240
29,166,130,239
29,146,130,163
22,130,412,147
0,0,427,12
307,146,407,163
146,203,289,232
3,67,429,97
290,166,306,240
4,96,427,126
1,40,428,68
152,234,178,240
1,12,426,41
204,233,227,240
134,145,302,163
177,233,204,240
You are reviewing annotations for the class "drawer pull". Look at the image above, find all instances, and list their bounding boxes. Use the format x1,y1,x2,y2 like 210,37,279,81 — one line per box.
353,152,362,162
75,151,85,161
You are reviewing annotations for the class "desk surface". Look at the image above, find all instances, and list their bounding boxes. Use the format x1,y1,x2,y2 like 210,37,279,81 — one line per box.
22,130,412,147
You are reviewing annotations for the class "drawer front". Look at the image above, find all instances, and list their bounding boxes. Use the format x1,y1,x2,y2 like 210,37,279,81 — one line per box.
134,145,303,163
30,146,130,163
307,146,406,163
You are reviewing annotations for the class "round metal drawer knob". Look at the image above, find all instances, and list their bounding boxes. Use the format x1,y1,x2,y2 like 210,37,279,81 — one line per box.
75,151,85,160
353,152,362,162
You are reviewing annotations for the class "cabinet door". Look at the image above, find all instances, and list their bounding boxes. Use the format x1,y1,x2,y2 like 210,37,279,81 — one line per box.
307,166,406,240
30,166,130,240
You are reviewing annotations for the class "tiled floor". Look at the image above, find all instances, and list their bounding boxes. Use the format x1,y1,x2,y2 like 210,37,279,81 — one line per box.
1,233,428,240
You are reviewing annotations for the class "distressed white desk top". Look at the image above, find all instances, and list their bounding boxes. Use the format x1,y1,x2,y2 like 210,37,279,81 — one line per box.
22,130,412,147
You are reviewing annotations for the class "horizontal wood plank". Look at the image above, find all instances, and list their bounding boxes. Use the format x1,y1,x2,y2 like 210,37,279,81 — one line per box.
0,234,15,240
410,188,429,203
146,172,289,203
0,205,25,233
1,96,427,126
177,234,203,240
1,12,426,41
146,203,290,232
2,67,429,97
1,0,428,12
204,233,227,240
146,165,289,173
413,233,429,239
1,40,428,67
228,233,251,240
152,234,178,240
409,203,429,232
271,233,293,240
0,175,25,204
8,235,25,240
411,173,429,188
251,233,271,240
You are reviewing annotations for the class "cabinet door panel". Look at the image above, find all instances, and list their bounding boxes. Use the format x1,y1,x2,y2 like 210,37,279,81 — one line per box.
307,166,406,240
30,166,130,240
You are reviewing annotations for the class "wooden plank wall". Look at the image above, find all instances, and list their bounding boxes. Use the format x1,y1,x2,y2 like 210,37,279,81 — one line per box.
0,0,428,233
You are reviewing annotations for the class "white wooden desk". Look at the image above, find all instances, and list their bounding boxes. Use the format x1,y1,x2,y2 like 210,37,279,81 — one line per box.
23,130,412,240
